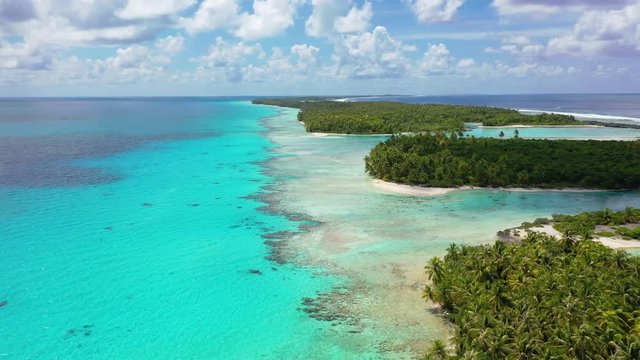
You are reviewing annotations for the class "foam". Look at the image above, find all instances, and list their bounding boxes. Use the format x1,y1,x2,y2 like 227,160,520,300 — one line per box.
518,109,640,122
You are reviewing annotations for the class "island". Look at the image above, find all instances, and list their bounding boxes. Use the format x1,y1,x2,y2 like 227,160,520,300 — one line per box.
423,231,640,359
499,207,640,249
365,133,640,190
251,98,585,134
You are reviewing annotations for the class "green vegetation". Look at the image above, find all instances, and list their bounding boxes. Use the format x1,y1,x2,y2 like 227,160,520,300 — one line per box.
251,98,583,134
365,133,640,189
551,207,640,240
424,233,640,359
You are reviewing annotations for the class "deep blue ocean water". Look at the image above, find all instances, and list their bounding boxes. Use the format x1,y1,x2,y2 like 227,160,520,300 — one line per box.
2,95,640,359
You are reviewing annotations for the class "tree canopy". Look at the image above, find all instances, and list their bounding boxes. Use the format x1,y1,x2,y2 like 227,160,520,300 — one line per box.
424,233,640,359
252,99,584,134
365,133,640,189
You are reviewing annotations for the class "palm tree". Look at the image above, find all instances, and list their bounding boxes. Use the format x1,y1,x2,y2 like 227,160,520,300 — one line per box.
623,206,635,223
426,257,445,283
425,340,449,360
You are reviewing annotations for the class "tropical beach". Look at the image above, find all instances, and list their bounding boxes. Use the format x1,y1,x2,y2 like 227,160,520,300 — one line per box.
3,0,640,358
256,102,640,357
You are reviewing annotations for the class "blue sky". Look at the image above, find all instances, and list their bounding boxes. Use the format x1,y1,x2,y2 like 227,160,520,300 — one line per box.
0,0,638,96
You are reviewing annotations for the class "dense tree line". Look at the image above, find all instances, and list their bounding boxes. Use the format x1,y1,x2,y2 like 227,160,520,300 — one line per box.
365,133,640,189
251,99,583,134
423,233,640,359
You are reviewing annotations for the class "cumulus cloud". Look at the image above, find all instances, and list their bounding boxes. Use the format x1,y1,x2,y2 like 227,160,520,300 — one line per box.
334,2,372,34
117,0,196,20
193,38,319,83
245,44,320,81
409,0,464,23
234,0,302,40
547,3,640,57
0,40,51,70
420,43,452,74
306,0,372,38
181,0,301,40
331,26,408,79
491,0,633,16
291,43,320,70
195,36,264,81
33,34,187,85
485,36,545,60
180,0,239,34
306,0,349,37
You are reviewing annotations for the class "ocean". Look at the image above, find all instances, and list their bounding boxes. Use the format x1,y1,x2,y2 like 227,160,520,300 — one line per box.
2,95,640,359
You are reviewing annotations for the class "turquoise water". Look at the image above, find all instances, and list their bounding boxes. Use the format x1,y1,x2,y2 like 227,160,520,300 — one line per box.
466,124,640,140
0,101,340,358
3,98,640,359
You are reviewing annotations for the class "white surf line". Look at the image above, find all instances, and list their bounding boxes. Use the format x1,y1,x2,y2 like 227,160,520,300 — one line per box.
517,109,640,123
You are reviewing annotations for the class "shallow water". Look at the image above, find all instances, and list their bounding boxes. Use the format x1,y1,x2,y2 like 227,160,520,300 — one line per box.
2,99,640,359
262,106,640,358
466,125,640,140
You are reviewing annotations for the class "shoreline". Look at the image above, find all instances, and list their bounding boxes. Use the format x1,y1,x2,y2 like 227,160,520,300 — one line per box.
504,224,640,249
476,124,604,129
372,179,612,197
312,132,395,137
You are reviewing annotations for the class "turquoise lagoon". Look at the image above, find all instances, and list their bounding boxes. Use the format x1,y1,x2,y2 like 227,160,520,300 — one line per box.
2,99,640,359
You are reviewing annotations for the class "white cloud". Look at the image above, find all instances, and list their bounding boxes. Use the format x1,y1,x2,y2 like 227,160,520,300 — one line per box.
334,1,372,34
548,3,640,57
420,43,452,74
491,0,632,16
331,26,409,79
197,36,263,68
195,36,264,81
409,0,464,23
0,39,50,70
117,0,196,20
34,34,186,85
234,0,302,40
291,43,320,70
181,0,301,40
248,45,320,81
305,0,372,38
180,0,239,34
486,36,545,60
305,0,350,37
194,41,320,83
457,58,475,68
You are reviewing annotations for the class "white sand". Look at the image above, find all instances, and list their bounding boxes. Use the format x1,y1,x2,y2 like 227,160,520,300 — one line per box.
478,124,604,129
372,180,469,196
513,224,640,249
372,180,608,197
312,132,395,137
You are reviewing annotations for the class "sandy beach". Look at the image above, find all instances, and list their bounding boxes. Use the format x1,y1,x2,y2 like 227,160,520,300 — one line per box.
372,179,609,197
477,124,605,129
372,179,467,196
508,224,640,249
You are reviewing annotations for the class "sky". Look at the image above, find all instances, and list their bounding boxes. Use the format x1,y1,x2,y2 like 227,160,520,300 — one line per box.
0,0,639,96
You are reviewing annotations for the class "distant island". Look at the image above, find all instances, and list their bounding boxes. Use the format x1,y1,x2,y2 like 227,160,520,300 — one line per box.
423,230,640,359
252,98,586,134
365,133,640,190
